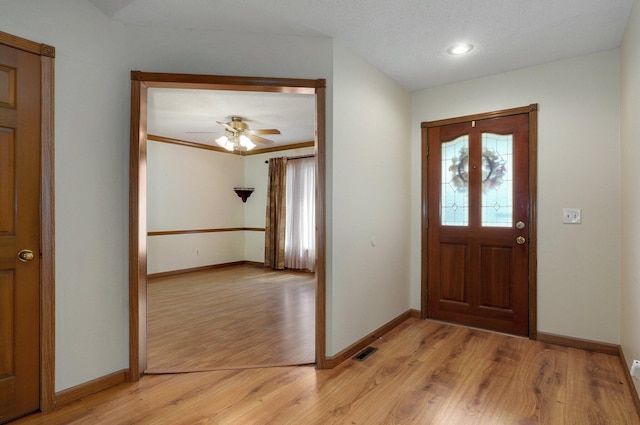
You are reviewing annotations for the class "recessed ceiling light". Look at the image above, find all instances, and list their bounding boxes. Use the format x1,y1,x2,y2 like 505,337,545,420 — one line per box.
447,43,474,55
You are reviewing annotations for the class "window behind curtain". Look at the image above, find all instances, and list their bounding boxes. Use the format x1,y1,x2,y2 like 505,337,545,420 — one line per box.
285,157,315,272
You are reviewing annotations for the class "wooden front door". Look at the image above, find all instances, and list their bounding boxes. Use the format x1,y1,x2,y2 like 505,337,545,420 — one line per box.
423,106,536,336
0,43,41,423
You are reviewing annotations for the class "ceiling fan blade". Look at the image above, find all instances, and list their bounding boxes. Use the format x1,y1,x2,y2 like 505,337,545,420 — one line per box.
251,128,281,135
217,121,238,133
249,134,274,145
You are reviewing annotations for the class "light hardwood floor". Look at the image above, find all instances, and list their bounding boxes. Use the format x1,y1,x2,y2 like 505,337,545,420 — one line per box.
14,318,640,424
147,265,316,372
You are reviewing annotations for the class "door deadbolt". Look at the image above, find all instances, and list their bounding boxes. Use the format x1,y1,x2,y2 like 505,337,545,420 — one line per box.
18,249,35,262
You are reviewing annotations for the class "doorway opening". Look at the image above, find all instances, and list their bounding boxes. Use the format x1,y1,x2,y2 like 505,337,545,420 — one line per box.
129,72,327,378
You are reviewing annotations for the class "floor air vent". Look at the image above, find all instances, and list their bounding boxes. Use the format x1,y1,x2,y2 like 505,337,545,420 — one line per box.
353,346,378,362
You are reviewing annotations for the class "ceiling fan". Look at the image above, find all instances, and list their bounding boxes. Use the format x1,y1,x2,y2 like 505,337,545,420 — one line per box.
213,116,280,152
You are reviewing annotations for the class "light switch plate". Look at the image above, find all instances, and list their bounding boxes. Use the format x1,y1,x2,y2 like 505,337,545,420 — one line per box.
563,208,582,224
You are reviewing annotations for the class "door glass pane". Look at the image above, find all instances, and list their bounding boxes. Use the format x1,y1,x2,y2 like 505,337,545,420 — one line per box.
441,135,469,226
481,133,513,227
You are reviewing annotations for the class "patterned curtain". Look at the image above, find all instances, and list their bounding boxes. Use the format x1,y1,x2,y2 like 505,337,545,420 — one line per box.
264,157,287,269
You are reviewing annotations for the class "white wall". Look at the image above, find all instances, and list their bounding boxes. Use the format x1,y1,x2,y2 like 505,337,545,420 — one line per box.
147,142,245,274
0,1,130,391
146,141,315,273
330,42,412,355
620,0,640,395
411,50,621,344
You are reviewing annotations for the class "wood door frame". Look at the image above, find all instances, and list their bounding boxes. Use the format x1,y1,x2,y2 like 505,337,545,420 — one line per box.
421,104,538,338
0,31,56,412
129,71,327,378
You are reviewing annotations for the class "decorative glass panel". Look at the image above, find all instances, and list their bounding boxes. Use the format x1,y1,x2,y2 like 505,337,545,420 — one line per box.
441,135,469,226
481,133,513,227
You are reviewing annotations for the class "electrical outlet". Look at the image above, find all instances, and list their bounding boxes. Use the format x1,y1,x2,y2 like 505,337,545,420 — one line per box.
562,208,582,224
195,249,199,256
631,360,640,378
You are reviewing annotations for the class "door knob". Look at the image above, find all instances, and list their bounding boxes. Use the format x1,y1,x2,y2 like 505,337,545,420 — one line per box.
516,236,526,245
18,249,35,262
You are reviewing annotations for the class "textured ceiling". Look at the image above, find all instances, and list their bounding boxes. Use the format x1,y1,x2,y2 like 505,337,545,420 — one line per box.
89,0,633,91
89,0,633,149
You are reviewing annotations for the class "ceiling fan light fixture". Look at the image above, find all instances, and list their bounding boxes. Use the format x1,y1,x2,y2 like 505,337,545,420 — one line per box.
215,135,229,147
239,134,256,150
447,42,474,55
217,135,235,151
211,116,277,152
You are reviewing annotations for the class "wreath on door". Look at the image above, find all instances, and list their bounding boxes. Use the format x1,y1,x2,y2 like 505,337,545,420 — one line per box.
449,147,506,192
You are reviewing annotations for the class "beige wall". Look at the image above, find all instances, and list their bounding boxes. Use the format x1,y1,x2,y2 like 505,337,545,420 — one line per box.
411,49,621,344
330,42,412,355
621,0,640,395
0,1,131,391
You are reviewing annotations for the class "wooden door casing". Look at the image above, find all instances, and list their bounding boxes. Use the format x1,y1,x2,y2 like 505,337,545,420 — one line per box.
0,30,55,417
422,106,537,337
129,72,328,377
0,43,41,423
